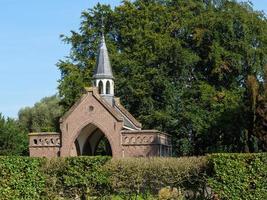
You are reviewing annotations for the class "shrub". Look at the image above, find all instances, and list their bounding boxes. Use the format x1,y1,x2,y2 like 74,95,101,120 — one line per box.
208,153,267,200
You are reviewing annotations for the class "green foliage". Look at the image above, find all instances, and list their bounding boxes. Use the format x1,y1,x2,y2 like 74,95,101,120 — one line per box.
247,65,267,151
255,99,267,150
208,153,267,200
0,114,28,156
42,156,111,199
0,156,207,199
182,82,246,154
0,154,266,199
18,95,63,132
0,157,45,200
104,157,207,199
57,0,267,155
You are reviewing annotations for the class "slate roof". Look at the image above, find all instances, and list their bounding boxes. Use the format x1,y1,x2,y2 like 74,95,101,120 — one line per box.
93,35,114,79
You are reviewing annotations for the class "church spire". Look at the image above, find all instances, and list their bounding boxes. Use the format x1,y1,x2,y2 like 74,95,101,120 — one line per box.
93,16,113,80
93,18,114,105
93,34,114,80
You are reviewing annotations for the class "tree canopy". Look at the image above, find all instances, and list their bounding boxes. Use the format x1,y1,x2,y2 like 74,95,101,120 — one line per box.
0,95,63,156
0,114,28,156
18,95,63,133
58,0,267,155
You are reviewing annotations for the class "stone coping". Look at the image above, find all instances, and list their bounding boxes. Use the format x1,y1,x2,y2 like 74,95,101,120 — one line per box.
29,145,61,148
122,143,172,147
28,132,60,136
121,130,171,137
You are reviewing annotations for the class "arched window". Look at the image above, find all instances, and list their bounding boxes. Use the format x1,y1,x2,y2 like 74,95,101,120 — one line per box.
98,80,103,94
106,81,110,94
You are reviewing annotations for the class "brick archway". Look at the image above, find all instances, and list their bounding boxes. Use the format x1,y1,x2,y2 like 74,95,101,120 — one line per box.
71,122,113,156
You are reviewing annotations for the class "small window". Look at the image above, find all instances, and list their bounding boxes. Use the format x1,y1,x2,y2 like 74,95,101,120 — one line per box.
106,81,110,94
98,80,103,94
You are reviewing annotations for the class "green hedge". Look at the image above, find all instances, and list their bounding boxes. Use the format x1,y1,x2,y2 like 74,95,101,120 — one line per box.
0,154,266,199
0,157,45,200
105,157,207,198
43,156,207,199
42,156,110,199
0,156,110,200
208,153,267,200
0,156,207,199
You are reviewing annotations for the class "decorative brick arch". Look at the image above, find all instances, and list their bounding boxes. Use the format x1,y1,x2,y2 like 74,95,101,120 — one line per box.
68,120,116,156
58,88,124,157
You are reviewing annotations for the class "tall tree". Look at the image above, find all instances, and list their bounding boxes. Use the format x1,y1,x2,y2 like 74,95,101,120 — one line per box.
57,0,267,155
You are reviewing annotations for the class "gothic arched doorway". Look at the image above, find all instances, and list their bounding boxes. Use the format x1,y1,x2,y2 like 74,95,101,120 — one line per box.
74,123,112,156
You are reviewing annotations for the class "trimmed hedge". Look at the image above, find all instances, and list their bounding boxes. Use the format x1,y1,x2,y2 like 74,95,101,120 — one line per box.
105,157,207,198
42,156,110,199
0,157,45,200
0,156,207,199
43,156,208,199
208,153,267,200
0,154,266,199
0,156,110,200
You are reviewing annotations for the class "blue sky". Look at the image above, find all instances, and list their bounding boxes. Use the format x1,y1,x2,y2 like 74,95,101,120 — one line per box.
0,0,266,118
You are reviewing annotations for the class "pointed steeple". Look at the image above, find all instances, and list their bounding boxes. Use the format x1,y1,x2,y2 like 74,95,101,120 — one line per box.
92,21,115,105
93,35,114,79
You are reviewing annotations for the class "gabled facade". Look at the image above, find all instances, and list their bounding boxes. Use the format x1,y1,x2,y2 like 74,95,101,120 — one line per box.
29,34,172,158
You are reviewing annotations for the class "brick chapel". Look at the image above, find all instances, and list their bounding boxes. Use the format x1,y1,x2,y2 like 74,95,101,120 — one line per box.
29,34,172,158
